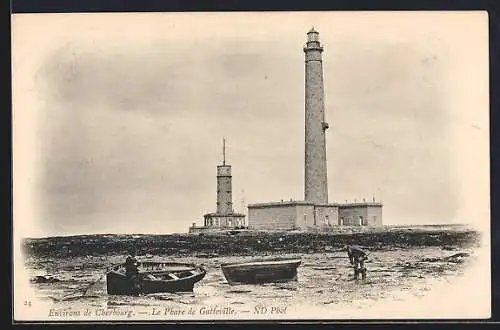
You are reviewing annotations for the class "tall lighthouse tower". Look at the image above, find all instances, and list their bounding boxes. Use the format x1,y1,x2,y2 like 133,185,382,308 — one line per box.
304,27,329,204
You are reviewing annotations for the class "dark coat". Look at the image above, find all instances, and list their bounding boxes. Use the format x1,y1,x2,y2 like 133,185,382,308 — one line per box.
124,256,140,277
347,245,367,264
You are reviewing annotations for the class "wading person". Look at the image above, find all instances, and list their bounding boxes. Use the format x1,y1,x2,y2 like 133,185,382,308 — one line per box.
344,245,368,281
124,253,141,295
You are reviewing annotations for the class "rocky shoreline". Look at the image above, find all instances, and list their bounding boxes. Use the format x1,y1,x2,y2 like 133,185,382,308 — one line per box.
23,226,481,259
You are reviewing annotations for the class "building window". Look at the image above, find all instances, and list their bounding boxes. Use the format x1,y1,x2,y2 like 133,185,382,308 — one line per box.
339,217,344,226
325,215,329,226
359,216,363,226
303,215,308,226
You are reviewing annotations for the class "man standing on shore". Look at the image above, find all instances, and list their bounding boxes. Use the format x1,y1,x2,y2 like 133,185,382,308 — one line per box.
344,245,368,281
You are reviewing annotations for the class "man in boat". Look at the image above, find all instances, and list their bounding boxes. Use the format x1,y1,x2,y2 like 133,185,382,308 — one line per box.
344,245,368,281
124,254,142,294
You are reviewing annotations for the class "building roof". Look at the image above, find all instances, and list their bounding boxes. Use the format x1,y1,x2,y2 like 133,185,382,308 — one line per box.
248,200,340,208
203,212,246,218
247,200,383,209
340,202,384,208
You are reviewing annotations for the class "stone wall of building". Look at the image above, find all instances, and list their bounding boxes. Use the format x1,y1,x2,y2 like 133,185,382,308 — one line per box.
294,204,315,229
366,205,383,226
338,203,383,226
314,205,340,227
248,203,300,230
247,202,340,230
339,206,367,226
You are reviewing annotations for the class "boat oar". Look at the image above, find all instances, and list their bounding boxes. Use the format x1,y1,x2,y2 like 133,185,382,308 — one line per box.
60,263,122,301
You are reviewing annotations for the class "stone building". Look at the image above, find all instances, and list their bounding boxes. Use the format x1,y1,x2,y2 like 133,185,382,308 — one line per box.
247,28,383,230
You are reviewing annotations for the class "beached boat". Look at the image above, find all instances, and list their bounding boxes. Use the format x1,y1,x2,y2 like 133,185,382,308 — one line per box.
220,257,301,285
106,261,206,295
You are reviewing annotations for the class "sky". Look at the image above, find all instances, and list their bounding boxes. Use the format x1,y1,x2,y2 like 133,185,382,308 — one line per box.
12,12,490,237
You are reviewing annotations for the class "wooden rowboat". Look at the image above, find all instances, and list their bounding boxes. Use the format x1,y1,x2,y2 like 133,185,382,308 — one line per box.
220,257,301,285
106,261,206,295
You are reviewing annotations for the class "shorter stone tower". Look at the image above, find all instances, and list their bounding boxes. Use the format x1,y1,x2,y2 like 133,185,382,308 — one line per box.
216,138,233,215
189,139,246,233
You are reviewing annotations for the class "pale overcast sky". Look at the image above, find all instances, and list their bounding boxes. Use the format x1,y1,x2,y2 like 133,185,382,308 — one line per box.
12,12,489,237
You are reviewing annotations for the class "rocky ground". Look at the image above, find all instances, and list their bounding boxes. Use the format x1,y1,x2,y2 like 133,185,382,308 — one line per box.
19,225,485,320
22,225,480,260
